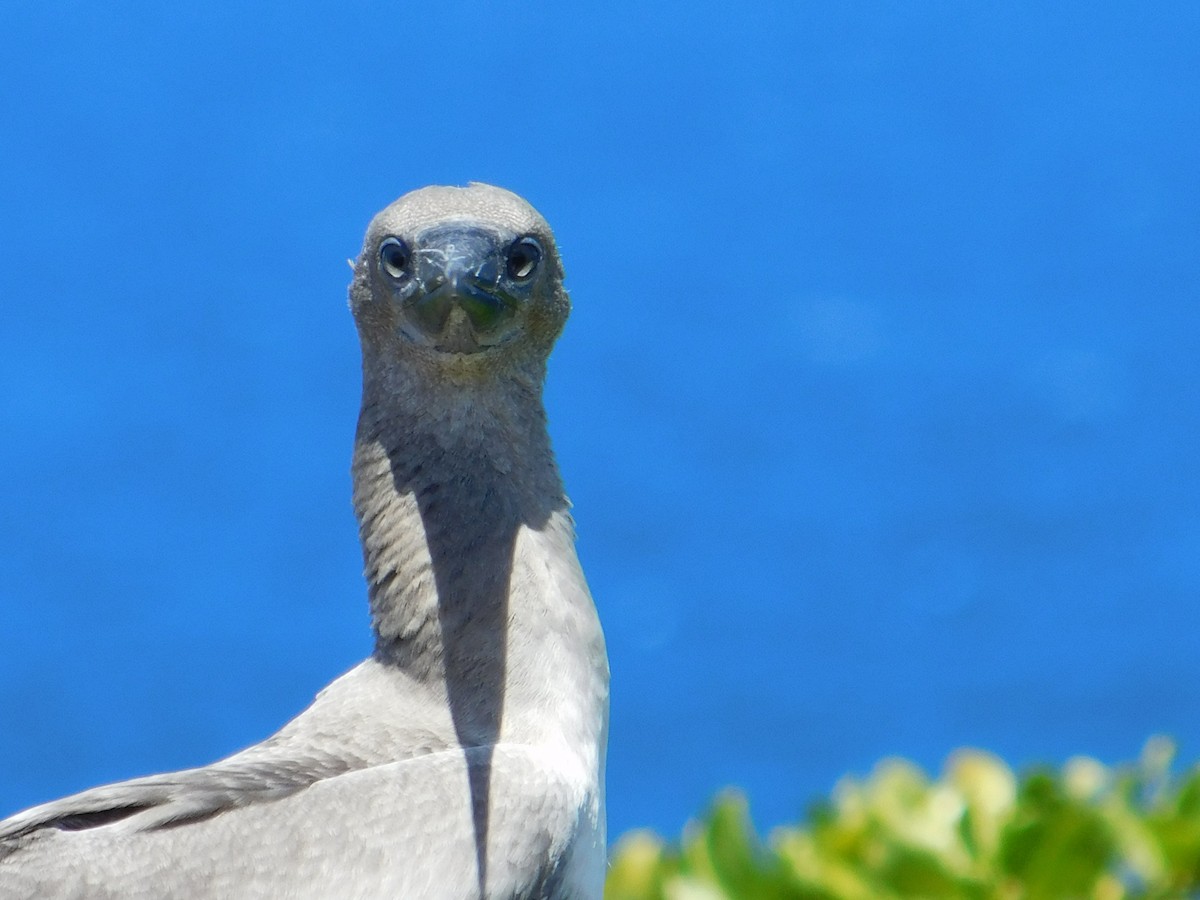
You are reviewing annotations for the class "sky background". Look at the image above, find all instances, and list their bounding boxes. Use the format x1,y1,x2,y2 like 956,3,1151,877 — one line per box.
1,2,1198,842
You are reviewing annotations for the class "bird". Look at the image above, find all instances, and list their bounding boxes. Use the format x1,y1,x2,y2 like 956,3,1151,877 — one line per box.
0,183,610,899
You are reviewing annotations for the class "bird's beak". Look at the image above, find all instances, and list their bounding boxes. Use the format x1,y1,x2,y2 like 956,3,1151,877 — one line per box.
406,226,520,353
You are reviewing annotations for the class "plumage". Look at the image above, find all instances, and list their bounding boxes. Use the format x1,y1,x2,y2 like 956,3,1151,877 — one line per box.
0,184,609,899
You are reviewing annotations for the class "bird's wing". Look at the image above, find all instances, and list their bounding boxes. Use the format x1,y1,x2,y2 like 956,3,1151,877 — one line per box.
0,656,466,847
0,750,349,845
0,743,600,900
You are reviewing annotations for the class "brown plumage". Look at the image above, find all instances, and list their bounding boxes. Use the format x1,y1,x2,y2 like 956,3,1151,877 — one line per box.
0,184,609,899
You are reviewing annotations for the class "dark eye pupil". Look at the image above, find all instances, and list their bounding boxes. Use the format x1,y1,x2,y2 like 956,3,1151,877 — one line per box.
507,238,541,280
380,239,410,278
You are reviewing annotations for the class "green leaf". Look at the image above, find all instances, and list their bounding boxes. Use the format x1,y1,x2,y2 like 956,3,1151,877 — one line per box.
607,739,1200,900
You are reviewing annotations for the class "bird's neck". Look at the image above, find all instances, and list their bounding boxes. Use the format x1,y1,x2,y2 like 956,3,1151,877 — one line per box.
351,358,607,762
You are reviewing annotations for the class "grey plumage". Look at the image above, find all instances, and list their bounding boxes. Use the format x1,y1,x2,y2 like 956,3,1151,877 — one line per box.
0,184,610,899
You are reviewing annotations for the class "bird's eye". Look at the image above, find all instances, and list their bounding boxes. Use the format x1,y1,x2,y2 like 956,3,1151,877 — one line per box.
379,237,411,280
506,237,542,281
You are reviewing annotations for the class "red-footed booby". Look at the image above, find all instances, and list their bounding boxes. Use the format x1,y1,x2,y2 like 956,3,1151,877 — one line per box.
0,184,609,899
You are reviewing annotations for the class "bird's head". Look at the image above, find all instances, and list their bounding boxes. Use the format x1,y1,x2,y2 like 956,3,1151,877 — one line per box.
350,184,569,379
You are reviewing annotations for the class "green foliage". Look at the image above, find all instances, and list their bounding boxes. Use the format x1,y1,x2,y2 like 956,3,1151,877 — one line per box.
606,738,1200,900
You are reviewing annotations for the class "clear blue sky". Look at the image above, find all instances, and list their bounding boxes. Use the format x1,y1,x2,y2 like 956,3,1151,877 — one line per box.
1,2,1198,841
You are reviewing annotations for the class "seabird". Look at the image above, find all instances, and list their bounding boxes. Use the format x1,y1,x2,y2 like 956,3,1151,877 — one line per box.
0,183,610,899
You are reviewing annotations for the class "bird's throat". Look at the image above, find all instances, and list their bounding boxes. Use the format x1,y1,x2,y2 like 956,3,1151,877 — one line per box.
351,364,565,717
350,358,609,870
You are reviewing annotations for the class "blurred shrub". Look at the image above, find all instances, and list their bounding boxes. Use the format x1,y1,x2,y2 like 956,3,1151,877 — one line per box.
606,738,1200,899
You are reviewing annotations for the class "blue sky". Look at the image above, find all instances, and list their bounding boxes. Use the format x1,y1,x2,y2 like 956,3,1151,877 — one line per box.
1,2,1198,840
